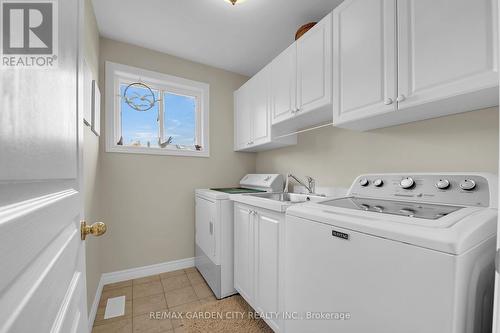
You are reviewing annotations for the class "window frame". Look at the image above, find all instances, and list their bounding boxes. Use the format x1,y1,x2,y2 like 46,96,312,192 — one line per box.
105,61,210,157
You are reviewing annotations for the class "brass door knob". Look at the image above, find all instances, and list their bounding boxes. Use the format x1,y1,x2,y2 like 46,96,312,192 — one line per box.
81,221,107,240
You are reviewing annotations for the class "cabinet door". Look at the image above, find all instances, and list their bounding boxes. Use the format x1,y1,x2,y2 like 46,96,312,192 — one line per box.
397,0,498,110
255,209,281,332
296,13,333,114
332,0,397,124
195,196,216,262
234,204,254,303
250,68,271,146
271,44,297,125
234,87,252,150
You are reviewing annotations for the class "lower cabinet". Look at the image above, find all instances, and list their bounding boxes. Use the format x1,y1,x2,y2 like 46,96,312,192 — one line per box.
234,203,283,332
234,204,255,302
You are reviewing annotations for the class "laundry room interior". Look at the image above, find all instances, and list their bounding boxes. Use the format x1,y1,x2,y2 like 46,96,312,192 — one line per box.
1,0,499,332
85,0,499,332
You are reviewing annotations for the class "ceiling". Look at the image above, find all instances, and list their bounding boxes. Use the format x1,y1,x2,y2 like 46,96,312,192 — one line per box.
91,0,342,76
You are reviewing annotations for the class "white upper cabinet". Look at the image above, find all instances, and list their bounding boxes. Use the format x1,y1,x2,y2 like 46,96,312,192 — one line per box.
333,0,499,131
251,68,271,146
234,87,252,150
271,44,297,125
235,13,332,151
332,0,397,123
397,0,498,110
234,68,271,150
268,13,333,135
234,88,251,150
296,13,333,115
235,65,297,152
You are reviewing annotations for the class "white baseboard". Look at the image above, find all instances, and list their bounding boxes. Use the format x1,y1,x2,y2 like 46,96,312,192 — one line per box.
100,257,195,285
88,277,104,333
88,257,195,332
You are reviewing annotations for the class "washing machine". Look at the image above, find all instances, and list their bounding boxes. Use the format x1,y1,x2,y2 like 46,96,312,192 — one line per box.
195,174,283,299
283,173,498,333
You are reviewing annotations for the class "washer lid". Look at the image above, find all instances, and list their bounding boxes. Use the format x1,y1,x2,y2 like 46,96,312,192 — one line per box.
210,187,265,194
320,197,463,220
286,201,497,255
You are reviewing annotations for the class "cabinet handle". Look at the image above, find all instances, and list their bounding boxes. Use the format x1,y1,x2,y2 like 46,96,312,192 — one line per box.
209,221,213,235
247,141,254,145
384,98,393,105
396,94,406,103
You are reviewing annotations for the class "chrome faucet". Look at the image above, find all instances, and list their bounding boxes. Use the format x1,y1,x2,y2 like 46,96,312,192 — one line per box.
284,173,316,194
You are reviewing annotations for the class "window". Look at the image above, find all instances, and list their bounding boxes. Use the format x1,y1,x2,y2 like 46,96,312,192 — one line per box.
106,62,209,157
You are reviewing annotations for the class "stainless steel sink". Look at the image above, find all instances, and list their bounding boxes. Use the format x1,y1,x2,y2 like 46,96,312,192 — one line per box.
245,192,326,203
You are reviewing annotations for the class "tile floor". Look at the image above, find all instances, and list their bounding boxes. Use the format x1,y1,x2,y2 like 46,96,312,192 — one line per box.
93,267,217,333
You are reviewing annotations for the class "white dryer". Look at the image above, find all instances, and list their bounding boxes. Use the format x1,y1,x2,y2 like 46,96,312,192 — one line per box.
195,174,283,299
283,173,498,333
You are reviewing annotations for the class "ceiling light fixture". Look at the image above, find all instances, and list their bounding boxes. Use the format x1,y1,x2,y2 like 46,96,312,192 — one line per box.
225,0,246,5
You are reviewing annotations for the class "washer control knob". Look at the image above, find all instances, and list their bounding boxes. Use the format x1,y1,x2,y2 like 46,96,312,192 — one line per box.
435,179,450,190
373,179,384,187
400,177,415,189
359,178,369,187
373,206,384,213
460,179,476,191
360,204,370,211
399,208,415,217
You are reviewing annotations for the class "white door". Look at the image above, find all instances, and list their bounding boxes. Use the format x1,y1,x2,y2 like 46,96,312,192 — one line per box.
250,68,270,146
255,210,280,332
397,0,499,110
495,242,500,332
234,88,252,150
234,204,254,303
0,0,92,332
332,0,397,124
296,13,332,115
271,44,297,125
494,20,500,326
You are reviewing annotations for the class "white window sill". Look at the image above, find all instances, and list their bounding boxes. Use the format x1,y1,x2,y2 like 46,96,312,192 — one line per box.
106,145,210,158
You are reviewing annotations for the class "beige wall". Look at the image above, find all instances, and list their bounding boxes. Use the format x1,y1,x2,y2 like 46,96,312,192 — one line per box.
257,107,499,188
97,38,254,273
83,0,101,312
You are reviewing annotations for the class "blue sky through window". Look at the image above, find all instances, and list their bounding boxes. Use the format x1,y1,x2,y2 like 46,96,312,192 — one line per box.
120,84,197,148
163,93,196,146
121,84,159,147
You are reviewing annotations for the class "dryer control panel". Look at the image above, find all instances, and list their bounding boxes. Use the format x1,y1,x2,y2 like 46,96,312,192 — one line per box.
349,174,493,207
239,174,284,192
